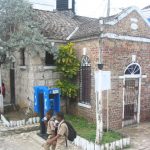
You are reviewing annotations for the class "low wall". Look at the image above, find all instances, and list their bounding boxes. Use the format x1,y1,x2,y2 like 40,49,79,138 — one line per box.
74,135,130,150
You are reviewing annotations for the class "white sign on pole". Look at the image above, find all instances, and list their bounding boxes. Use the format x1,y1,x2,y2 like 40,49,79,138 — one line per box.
102,71,111,91
95,71,111,92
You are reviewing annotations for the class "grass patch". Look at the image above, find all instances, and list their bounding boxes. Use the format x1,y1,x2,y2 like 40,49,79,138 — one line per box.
65,114,122,144
101,130,122,144
65,114,96,141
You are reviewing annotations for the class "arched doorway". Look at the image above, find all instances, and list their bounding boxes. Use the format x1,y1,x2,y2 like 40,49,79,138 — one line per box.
123,63,141,126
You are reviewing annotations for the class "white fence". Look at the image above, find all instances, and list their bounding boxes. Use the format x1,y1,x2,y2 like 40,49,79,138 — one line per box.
74,136,130,150
1,114,40,127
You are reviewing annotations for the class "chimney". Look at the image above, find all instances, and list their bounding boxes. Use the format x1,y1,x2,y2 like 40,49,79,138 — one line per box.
56,0,75,13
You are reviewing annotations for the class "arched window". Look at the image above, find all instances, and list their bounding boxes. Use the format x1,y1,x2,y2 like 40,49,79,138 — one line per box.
124,63,141,75
80,55,91,104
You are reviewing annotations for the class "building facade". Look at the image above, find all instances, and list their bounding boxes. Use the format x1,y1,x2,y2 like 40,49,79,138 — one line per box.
2,1,150,130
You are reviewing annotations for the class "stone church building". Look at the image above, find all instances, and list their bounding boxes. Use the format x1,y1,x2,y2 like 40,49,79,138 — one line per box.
2,0,150,129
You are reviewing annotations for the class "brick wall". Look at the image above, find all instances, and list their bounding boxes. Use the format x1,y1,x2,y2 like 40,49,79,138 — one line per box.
69,11,150,129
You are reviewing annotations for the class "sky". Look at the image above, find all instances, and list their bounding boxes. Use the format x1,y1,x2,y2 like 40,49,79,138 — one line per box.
76,0,149,18
29,0,150,18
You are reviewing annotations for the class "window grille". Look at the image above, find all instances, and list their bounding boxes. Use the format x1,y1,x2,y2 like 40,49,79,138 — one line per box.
80,55,91,104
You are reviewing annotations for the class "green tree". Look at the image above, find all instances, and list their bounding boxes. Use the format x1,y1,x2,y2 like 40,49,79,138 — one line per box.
0,0,51,57
55,43,80,113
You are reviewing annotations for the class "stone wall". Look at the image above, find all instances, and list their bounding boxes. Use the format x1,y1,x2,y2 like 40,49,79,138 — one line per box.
2,49,60,108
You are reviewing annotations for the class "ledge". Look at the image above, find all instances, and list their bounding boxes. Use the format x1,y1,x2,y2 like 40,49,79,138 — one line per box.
19,66,27,70
78,103,91,109
43,66,56,70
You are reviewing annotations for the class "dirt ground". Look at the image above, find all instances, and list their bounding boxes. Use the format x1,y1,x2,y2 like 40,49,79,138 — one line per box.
119,123,150,150
0,132,82,150
4,111,27,121
0,133,42,150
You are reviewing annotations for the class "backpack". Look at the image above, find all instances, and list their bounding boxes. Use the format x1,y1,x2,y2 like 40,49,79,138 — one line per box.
64,121,77,141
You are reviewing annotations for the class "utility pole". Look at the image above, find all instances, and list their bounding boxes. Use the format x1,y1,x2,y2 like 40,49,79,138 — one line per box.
107,0,110,17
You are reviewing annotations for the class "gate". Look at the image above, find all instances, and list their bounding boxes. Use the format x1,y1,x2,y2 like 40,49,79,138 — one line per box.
123,62,141,126
124,79,139,126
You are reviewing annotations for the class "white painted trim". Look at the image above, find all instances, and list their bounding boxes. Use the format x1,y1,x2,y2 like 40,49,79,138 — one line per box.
105,6,150,27
66,27,79,41
121,62,143,127
122,79,125,128
43,66,56,70
119,75,147,79
101,33,150,43
74,135,130,150
19,66,27,70
47,39,66,43
71,36,99,42
137,77,142,124
124,62,141,75
78,102,91,109
1,114,10,127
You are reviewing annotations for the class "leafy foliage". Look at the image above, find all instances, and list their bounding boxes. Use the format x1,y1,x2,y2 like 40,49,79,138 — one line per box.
56,80,78,98
0,0,51,56
56,43,80,79
55,43,80,100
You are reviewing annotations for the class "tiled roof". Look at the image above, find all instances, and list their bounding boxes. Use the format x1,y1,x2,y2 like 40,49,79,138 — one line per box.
37,7,150,41
37,10,98,40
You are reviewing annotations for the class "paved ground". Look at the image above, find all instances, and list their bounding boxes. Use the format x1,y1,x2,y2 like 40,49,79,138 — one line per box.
0,132,82,150
119,123,150,150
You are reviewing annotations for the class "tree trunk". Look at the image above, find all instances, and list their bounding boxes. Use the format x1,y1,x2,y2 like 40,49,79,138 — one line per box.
65,97,70,114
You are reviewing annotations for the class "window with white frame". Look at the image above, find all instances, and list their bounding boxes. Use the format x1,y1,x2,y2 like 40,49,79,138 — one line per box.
125,63,141,75
79,55,91,104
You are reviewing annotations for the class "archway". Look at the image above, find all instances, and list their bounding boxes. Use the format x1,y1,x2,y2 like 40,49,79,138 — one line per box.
123,63,141,126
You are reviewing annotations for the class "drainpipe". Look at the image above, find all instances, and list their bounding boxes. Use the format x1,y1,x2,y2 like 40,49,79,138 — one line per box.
98,19,104,70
